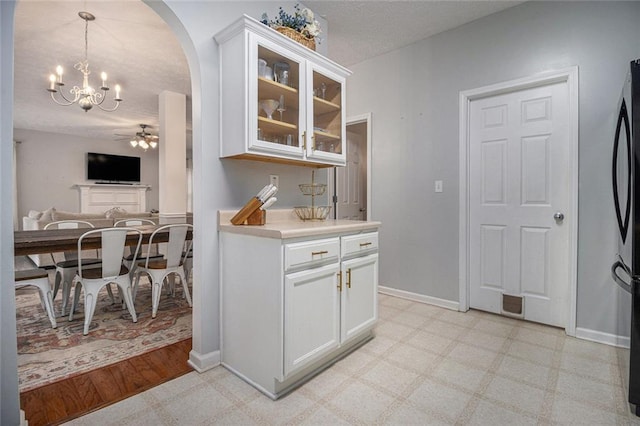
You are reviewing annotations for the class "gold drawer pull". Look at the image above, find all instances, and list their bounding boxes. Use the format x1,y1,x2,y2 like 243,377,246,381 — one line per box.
346,268,352,289
312,250,328,256
359,242,372,247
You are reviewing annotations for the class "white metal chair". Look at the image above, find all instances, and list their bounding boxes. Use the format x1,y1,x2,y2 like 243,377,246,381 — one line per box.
44,220,102,316
15,269,57,328
68,227,142,335
133,224,193,318
114,218,161,278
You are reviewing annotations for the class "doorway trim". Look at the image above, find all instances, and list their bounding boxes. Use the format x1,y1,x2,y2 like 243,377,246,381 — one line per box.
458,67,579,336
331,113,372,220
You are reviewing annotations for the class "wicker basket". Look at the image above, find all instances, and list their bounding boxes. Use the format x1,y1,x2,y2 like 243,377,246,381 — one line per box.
276,26,316,51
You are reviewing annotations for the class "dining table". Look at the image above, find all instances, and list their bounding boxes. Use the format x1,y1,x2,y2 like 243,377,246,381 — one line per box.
14,224,193,256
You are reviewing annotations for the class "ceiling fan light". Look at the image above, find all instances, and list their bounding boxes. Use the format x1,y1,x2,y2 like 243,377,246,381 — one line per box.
130,139,138,147
139,140,149,150
149,141,157,149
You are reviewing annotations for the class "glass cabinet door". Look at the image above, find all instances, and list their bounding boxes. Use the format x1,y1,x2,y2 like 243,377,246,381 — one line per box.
307,68,344,160
254,43,304,157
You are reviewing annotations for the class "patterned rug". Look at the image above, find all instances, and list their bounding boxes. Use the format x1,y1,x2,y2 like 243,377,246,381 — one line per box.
15,276,192,392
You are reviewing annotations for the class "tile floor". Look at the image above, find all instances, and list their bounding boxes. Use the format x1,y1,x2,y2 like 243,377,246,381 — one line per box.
65,294,640,425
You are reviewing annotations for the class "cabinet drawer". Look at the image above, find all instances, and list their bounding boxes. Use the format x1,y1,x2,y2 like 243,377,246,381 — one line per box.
341,232,379,258
285,237,340,271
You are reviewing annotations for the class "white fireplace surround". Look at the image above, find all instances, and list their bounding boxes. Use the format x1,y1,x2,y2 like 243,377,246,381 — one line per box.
74,183,150,214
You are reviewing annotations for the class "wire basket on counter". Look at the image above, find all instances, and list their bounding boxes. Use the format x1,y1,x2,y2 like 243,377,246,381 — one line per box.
294,205,332,221
296,170,331,221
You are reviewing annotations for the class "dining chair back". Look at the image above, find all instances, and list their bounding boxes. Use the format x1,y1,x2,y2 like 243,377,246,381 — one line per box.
133,223,193,318
43,220,102,315
69,227,142,335
114,218,161,278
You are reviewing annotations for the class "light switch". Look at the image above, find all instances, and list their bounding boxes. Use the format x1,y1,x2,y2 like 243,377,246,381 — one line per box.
435,180,443,193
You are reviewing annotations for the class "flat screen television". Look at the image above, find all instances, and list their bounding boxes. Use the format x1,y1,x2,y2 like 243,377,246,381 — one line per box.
87,152,141,183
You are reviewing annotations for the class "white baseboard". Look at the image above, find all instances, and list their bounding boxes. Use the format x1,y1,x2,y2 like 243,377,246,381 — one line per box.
20,409,28,426
575,327,630,349
188,349,221,373
378,285,460,311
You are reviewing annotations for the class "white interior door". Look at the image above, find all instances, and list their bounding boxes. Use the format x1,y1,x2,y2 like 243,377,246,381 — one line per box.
336,122,367,220
468,81,570,328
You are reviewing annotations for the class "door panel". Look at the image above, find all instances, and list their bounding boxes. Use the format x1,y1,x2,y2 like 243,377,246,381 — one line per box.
284,263,340,377
469,81,569,328
341,254,378,343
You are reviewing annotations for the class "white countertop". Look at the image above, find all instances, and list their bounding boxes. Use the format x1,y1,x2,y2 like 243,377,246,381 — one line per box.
218,209,381,239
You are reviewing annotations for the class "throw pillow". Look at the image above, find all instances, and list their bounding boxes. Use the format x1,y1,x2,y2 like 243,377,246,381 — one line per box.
40,207,56,222
104,207,128,218
27,210,43,220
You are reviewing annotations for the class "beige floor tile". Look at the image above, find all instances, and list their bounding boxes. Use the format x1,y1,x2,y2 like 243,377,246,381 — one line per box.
483,375,546,415
560,351,619,384
405,302,445,318
506,340,557,367
374,320,418,341
458,328,508,353
422,318,467,339
333,347,379,375
388,310,429,328
297,406,352,425
563,336,618,363
360,359,421,396
551,394,620,425
68,294,635,425
160,382,236,424
384,400,453,425
299,366,351,399
431,358,487,393
360,333,397,356
437,308,479,328
447,342,501,370
386,342,441,373
494,354,551,388
471,317,516,338
513,326,560,350
407,378,474,421
244,391,316,425
326,381,396,423
404,330,453,355
555,371,618,408
379,294,414,310
466,399,538,425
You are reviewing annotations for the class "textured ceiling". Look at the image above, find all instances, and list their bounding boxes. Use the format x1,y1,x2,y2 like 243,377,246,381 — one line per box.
305,1,524,67
13,1,523,144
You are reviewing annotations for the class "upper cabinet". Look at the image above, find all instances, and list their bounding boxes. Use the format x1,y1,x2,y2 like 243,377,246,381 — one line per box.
214,15,351,167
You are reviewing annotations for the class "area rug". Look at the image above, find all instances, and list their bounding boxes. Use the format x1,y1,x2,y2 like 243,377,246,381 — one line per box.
15,277,192,392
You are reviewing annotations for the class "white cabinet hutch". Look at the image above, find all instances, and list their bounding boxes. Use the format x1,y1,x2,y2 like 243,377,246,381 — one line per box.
214,15,351,167
219,211,379,398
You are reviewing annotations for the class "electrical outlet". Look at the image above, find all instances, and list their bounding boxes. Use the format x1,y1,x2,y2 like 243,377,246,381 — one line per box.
435,180,443,193
270,175,279,188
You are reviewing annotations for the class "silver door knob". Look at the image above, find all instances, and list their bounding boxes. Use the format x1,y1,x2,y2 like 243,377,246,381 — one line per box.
554,212,565,221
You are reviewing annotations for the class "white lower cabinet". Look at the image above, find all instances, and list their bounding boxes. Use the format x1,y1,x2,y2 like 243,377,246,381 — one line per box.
220,229,378,399
284,263,340,377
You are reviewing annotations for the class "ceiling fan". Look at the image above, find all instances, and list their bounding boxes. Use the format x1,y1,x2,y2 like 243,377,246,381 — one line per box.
115,124,159,151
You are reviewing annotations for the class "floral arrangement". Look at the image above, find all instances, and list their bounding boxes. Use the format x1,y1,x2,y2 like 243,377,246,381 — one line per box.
261,4,321,41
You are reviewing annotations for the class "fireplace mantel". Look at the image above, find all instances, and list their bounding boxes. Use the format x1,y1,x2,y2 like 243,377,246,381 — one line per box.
74,183,151,214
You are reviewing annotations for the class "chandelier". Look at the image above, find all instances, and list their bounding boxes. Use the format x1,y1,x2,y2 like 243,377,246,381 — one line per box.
47,11,122,112
127,124,158,151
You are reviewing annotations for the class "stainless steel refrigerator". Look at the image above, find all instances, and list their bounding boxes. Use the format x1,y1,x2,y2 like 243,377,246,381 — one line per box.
612,59,640,415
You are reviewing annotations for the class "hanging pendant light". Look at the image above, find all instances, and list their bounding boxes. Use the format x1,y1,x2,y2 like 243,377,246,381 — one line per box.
46,11,122,112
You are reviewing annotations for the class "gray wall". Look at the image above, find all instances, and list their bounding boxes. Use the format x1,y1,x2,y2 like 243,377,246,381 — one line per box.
12,128,322,224
347,1,640,337
13,128,160,221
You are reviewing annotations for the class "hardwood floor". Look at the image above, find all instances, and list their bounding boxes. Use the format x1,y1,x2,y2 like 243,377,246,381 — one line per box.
20,338,192,426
